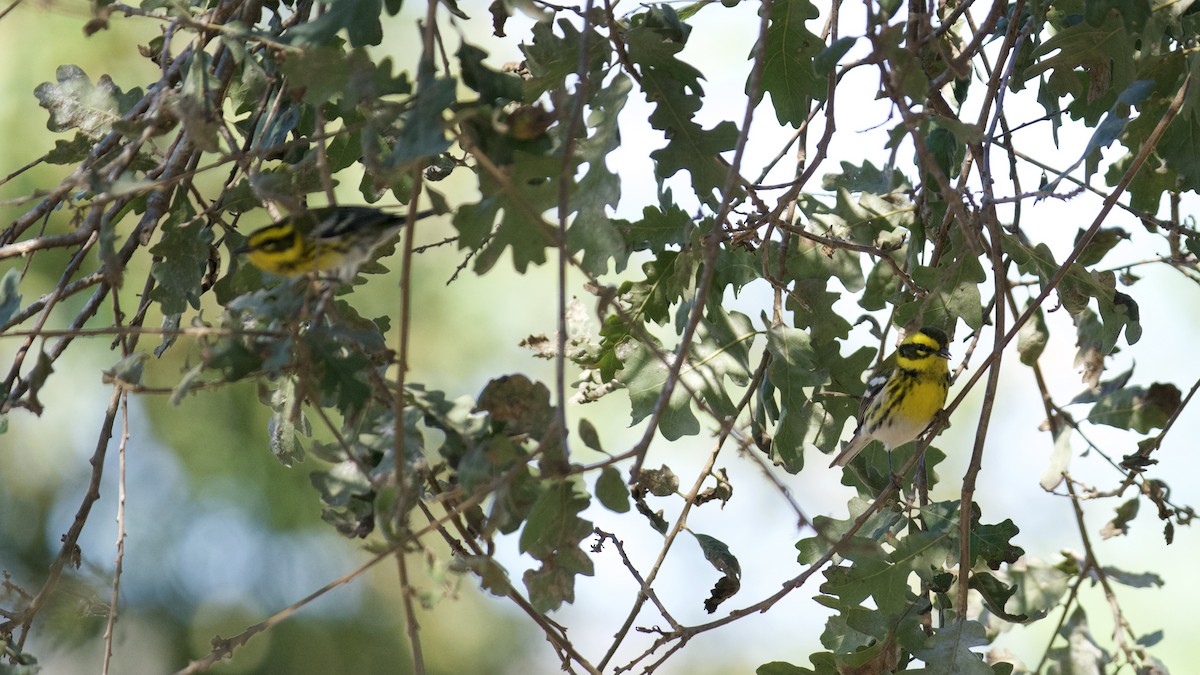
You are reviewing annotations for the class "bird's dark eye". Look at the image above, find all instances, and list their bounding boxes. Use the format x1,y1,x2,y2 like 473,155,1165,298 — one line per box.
900,342,935,359
252,231,295,253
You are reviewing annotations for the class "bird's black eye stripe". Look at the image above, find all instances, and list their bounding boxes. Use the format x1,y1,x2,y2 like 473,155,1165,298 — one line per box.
248,230,296,253
899,343,936,359
262,235,293,252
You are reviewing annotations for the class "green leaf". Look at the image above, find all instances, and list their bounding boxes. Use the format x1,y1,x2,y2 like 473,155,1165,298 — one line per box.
568,75,632,275
649,119,740,209
169,52,220,152
861,260,899,311
1088,382,1181,433
969,572,1029,623
1017,303,1048,366
268,378,310,467
103,352,149,386
1023,13,1136,120
1061,91,1139,186
595,466,630,513
617,251,695,326
756,662,810,675
1002,232,1059,282
1136,631,1164,648
782,236,866,295
34,64,141,139
830,632,902,674
1097,287,1141,349
822,537,918,615
764,326,829,472
520,20,610,99
45,133,95,164
522,545,594,612
0,269,21,328
799,186,914,247
453,152,562,274
787,278,852,345
896,253,986,330
1099,498,1138,539
1107,150,1176,214
625,21,742,207
23,351,54,415
518,479,593,558
1044,607,1111,673
691,531,742,578
149,195,209,315
1099,566,1162,588
618,306,754,441
634,464,680,497
911,621,992,675
970,517,1024,570
814,343,876,457
475,374,555,437
518,479,595,612
821,159,911,194
458,555,513,597
311,460,373,506
926,123,965,181
713,242,760,297
578,418,603,453
1073,309,1106,389
797,500,901,564
752,0,826,127
1075,226,1130,267
458,42,524,103
614,203,695,253
389,66,455,166
319,492,376,538
931,114,984,145
281,46,361,105
309,343,373,414
878,24,927,98
690,306,756,400
1088,0,1149,31
1006,557,1072,621
916,501,1024,570
815,36,857,75
1146,66,1200,192
285,0,384,47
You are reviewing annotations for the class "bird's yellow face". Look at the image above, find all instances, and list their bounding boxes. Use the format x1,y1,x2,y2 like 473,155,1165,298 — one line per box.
239,221,347,276
894,327,952,373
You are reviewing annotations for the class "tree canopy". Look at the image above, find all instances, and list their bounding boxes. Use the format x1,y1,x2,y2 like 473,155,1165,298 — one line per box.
0,0,1196,673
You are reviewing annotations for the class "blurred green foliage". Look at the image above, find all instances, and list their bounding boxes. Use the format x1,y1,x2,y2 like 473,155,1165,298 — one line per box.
0,0,1197,673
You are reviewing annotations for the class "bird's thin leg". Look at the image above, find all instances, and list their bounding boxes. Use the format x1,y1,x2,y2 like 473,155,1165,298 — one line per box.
308,278,336,325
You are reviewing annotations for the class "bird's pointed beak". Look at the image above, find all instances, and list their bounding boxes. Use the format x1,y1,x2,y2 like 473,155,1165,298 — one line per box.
938,347,951,359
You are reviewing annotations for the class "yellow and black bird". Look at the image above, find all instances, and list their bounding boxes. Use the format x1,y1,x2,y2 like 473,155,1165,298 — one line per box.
236,206,436,281
829,326,952,469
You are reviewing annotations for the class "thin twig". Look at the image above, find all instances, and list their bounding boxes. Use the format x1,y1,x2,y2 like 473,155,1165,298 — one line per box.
100,394,131,675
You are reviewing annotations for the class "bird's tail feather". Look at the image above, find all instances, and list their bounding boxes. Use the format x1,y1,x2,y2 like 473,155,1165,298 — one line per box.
829,434,870,468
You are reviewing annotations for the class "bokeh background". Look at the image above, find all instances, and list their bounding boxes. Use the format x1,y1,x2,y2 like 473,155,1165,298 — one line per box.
2,2,1198,673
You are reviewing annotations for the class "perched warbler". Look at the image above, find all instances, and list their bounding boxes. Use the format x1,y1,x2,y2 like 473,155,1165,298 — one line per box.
829,326,952,469
236,206,435,281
